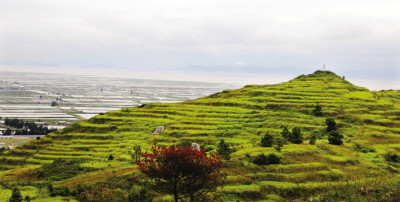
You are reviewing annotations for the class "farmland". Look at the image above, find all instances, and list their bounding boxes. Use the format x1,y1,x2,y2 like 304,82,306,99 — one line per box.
0,71,235,131
1,70,400,201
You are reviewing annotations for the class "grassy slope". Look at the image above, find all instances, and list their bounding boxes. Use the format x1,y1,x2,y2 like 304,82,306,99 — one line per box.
1,70,400,201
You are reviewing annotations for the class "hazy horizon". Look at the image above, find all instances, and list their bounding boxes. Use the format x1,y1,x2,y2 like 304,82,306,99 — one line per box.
0,65,398,91
1,1,399,90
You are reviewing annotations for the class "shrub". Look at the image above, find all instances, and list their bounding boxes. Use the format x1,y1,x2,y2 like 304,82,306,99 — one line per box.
252,154,269,165
77,182,126,202
252,153,280,166
274,137,285,152
309,134,317,145
326,118,337,132
260,132,274,147
217,139,233,160
290,127,303,144
267,153,280,164
36,159,86,181
312,104,324,116
9,188,22,202
352,144,375,153
281,127,290,140
328,131,343,145
129,145,142,163
108,154,114,161
385,153,400,163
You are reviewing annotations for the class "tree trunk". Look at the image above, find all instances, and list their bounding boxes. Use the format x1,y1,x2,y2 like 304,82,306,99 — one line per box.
173,179,178,202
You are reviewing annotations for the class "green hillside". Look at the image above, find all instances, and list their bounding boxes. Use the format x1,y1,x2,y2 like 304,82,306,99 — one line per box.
1,70,400,201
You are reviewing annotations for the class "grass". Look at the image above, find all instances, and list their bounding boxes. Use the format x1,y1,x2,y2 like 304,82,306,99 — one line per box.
1,70,400,201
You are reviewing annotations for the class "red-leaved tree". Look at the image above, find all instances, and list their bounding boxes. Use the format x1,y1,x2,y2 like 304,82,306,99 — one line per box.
138,142,224,202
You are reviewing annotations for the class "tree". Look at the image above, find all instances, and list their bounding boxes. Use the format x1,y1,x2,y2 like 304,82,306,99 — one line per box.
328,131,343,145
24,195,31,202
108,154,114,161
281,126,290,140
260,132,273,147
309,134,317,145
274,137,285,152
9,188,23,202
217,139,233,160
138,143,224,202
252,153,269,165
129,145,142,163
252,153,280,166
326,118,336,132
312,104,324,116
290,127,303,144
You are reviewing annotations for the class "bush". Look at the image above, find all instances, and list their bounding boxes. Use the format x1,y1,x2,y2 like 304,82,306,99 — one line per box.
36,159,86,181
274,137,285,152
281,127,290,140
312,104,324,116
24,195,31,202
328,131,343,145
108,154,114,161
252,153,280,166
385,153,400,163
326,118,336,132
290,127,303,144
267,153,280,164
260,132,274,147
217,139,233,160
352,144,375,153
9,188,22,202
309,134,317,145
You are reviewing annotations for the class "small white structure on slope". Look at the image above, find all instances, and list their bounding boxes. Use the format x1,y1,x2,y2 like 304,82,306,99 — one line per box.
151,126,165,135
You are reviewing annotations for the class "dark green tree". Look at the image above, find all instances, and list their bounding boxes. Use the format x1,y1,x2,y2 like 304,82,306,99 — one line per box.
326,118,336,132
385,153,400,163
217,139,233,160
260,132,274,147
312,104,324,116
252,153,269,165
290,127,303,144
281,126,290,140
24,196,31,202
252,153,280,166
309,134,317,145
267,153,280,164
108,154,114,161
328,131,343,145
9,188,22,202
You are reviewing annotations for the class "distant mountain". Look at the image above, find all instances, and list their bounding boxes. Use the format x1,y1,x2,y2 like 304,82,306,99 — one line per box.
1,70,400,202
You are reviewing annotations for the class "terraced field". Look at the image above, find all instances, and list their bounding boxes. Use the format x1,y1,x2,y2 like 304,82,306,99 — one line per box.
1,71,400,201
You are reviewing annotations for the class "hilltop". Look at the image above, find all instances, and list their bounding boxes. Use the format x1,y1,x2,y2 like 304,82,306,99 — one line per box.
1,70,400,202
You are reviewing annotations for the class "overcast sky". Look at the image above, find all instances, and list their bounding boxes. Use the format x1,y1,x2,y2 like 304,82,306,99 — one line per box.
0,0,399,89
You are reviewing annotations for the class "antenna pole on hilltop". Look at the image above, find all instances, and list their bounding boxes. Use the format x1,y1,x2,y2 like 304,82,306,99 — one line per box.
322,64,327,70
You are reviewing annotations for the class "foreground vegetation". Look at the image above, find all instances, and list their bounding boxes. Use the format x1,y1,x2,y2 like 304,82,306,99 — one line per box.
1,70,400,201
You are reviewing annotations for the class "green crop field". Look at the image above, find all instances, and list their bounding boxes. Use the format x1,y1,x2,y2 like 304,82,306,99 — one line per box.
1,71,400,201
